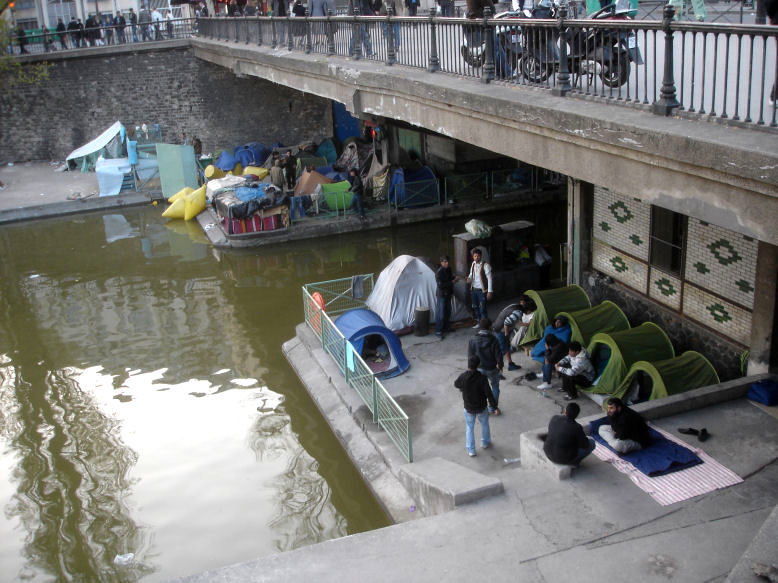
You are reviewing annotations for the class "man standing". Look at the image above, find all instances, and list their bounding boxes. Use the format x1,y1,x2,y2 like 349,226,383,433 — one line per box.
468,318,502,415
598,397,651,454
152,7,164,40
67,16,80,48
435,255,457,339
115,11,127,44
139,7,152,41
270,160,285,190
283,150,297,190
455,356,497,457
555,341,595,401
347,168,367,221
15,24,28,54
466,248,492,327
56,18,67,50
129,8,138,42
543,403,596,466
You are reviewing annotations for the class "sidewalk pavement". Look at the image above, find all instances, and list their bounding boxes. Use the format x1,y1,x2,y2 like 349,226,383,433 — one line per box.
175,307,777,582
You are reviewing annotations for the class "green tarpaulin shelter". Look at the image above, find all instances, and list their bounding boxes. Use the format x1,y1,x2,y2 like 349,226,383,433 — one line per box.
610,351,720,405
521,285,591,345
319,181,353,212
557,300,630,347
583,322,675,396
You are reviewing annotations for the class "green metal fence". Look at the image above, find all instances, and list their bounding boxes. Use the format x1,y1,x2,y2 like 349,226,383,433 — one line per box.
301,278,412,462
444,172,490,204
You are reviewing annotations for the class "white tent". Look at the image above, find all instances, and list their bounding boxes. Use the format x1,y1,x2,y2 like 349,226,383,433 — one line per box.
366,255,471,331
66,121,124,162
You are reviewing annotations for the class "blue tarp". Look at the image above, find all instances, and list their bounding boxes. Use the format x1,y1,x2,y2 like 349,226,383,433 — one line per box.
389,166,437,206
215,150,237,171
234,142,268,167
316,138,338,164
234,183,272,202
590,417,703,477
334,309,410,379
316,165,349,182
531,323,573,363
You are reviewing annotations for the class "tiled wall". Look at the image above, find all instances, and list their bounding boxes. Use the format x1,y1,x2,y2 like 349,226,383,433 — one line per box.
592,187,755,346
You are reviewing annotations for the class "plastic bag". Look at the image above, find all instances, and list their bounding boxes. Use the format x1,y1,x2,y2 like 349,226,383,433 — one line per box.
465,219,492,238
113,553,135,566
534,245,552,266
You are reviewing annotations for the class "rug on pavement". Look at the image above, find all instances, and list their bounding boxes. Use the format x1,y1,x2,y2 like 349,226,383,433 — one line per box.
592,424,743,506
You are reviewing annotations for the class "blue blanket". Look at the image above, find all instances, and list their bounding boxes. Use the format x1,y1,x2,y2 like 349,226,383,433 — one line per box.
589,417,703,477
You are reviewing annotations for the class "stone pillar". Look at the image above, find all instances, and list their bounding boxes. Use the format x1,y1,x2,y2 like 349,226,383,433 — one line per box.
567,178,593,285
747,241,778,374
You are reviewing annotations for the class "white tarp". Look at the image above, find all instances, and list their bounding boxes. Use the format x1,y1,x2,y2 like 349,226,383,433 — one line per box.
66,121,124,161
95,157,158,196
366,255,471,331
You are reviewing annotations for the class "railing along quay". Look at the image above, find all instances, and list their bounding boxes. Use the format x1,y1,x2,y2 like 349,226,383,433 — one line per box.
302,277,413,463
197,8,777,128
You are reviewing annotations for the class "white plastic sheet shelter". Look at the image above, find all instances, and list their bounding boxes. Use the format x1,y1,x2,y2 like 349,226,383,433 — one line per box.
366,255,471,331
66,121,124,162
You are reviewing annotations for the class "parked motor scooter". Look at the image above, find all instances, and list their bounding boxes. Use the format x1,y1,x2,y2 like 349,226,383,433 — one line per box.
520,0,642,88
460,10,524,71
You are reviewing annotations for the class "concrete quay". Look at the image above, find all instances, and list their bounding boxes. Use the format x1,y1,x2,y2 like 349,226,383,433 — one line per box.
174,308,778,582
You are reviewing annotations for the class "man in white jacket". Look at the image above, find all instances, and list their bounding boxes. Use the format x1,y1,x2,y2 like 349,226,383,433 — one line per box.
555,341,595,401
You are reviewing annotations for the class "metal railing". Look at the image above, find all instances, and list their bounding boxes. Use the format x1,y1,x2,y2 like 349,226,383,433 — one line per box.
197,9,777,128
11,18,198,54
302,277,412,462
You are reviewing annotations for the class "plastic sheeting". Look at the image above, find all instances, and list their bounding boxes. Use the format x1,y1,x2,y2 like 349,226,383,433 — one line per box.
366,255,471,331
611,351,720,405
584,323,675,396
95,157,158,196
67,121,124,161
521,285,591,346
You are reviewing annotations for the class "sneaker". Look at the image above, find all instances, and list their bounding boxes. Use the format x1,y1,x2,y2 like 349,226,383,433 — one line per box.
507,362,521,371
468,451,477,457
537,382,552,391
472,323,480,329
482,442,491,449
564,394,578,401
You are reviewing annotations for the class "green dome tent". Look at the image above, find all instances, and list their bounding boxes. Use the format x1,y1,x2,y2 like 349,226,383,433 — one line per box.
521,285,591,346
557,300,631,348
583,322,675,396
610,351,720,405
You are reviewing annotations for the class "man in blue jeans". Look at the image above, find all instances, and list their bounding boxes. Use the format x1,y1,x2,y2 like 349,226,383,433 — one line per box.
466,248,492,327
543,402,596,466
468,318,503,415
455,356,498,457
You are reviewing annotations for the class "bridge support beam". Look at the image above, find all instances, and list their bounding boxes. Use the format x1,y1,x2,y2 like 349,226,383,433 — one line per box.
748,242,778,374
566,178,593,286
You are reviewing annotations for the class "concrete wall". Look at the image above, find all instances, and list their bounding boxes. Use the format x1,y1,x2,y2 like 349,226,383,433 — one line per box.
0,44,333,163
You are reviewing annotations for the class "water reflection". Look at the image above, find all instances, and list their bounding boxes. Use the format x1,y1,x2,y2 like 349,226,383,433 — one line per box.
0,202,563,581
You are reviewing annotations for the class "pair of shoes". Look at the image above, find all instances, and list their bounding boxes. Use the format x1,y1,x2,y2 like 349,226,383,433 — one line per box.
563,394,577,401
507,362,521,371
537,382,552,391
678,427,699,435
482,442,491,449
698,428,710,442
472,323,480,329
468,451,476,457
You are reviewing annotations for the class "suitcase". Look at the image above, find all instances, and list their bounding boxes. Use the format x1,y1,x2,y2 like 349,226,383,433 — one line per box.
747,380,778,406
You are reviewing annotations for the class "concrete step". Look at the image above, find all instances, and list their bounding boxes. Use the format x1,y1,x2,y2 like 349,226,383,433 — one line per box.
725,503,778,583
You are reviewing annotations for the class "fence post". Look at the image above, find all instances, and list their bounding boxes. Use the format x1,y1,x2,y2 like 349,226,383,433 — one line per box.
552,1,572,95
352,7,362,60
386,5,397,65
245,18,250,44
305,9,312,53
234,17,239,42
481,6,494,83
327,9,336,55
257,16,262,46
343,338,349,385
287,12,294,50
652,4,680,115
271,17,277,48
428,9,440,72
372,376,378,423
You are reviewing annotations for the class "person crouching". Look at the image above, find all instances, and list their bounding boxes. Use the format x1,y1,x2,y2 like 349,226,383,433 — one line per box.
554,340,595,401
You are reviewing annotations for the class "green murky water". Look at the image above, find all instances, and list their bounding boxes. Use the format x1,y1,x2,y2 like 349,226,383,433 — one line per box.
0,202,563,582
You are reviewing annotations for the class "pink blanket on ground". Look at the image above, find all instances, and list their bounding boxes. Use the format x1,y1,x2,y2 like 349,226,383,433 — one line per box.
592,425,743,506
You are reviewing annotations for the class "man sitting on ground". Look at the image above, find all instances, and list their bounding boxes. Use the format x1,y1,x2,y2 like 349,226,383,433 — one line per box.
455,356,498,457
543,402,596,466
555,341,596,401
598,397,651,454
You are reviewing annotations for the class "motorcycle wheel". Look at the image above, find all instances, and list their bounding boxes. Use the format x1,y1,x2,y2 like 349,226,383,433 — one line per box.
520,55,550,83
460,45,484,69
600,54,630,88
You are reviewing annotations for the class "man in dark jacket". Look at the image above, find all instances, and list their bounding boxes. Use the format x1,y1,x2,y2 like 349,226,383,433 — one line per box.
56,18,67,49
347,168,367,220
67,17,80,48
543,403,595,466
467,318,502,415
455,356,497,456
115,11,127,44
598,397,651,453
435,255,457,339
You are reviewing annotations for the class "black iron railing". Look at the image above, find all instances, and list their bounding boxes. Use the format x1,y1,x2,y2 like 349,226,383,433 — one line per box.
197,9,777,128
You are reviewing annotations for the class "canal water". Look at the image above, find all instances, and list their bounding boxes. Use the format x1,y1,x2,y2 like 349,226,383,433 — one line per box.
0,201,564,582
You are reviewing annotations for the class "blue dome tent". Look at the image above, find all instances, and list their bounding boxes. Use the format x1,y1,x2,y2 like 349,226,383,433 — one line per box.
334,309,410,379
